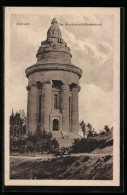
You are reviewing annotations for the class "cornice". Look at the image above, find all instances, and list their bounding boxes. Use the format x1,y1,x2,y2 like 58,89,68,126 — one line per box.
36,49,72,58
25,63,82,79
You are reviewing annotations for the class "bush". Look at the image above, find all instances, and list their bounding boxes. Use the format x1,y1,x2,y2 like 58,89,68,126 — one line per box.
53,148,62,156
71,138,106,153
10,129,59,155
26,129,59,154
10,138,27,153
99,139,113,149
53,147,71,156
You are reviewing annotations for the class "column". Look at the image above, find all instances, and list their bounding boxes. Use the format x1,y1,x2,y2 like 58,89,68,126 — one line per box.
60,84,70,132
69,95,72,132
26,85,30,133
28,83,39,133
41,82,52,131
71,85,79,133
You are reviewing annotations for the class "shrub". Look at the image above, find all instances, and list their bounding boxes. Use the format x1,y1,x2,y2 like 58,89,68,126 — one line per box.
71,138,106,153
10,128,59,155
53,148,62,156
10,137,27,153
99,139,113,149
53,147,71,156
27,129,59,154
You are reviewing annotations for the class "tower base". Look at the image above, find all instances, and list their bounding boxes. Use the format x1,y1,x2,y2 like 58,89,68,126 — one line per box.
52,131,82,147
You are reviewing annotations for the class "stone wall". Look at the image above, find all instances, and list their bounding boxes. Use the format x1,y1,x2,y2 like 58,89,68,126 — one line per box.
37,51,71,64
28,69,80,86
25,18,83,138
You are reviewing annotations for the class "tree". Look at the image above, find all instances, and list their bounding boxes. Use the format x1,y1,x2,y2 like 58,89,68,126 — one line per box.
19,109,27,134
71,138,106,153
27,127,59,154
87,123,94,138
87,123,92,131
104,125,110,133
99,130,106,135
92,128,98,137
80,120,86,135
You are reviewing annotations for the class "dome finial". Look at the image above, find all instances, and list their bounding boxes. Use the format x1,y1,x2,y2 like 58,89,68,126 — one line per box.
51,18,58,24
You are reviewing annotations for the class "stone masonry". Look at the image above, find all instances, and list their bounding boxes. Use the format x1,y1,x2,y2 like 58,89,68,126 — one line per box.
25,18,82,141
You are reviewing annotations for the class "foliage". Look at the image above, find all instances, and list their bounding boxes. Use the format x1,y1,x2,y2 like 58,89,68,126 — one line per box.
28,128,59,154
98,125,111,136
99,139,113,149
87,128,98,138
104,125,110,133
53,146,71,156
99,131,106,135
10,127,59,154
10,138,27,153
87,123,92,130
80,120,85,135
71,138,106,153
80,121,98,138
80,121,112,139
10,109,27,136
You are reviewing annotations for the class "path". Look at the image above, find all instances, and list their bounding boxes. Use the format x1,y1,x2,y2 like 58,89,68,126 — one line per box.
10,153,112,160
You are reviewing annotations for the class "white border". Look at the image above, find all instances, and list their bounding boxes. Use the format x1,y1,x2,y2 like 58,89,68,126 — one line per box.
4,7,120,186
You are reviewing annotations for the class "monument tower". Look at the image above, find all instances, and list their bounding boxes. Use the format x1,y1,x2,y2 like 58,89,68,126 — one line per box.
25,18,82,141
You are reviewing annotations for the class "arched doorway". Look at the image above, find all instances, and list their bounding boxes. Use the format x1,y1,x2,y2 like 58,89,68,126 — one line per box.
53,119,59,131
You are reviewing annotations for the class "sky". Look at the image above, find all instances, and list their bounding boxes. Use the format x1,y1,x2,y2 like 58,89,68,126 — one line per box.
8,12,115,132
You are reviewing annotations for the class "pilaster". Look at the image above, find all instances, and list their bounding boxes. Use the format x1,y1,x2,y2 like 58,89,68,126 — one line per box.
71,85,79,132
26,85,31,132
41,81,52,131
27,83,38,133
60,84,70,132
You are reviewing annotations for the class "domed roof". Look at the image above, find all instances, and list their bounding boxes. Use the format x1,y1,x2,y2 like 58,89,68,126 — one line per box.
36,18,72,64
26,18,83,79
47,18,62,39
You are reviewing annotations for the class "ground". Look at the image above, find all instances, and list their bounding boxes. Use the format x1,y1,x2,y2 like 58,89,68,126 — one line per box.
10,145,113,180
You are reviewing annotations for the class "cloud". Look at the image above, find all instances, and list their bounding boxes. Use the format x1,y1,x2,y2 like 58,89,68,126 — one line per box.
10,14,114,92
61,26,114,92
7,14,115,132
79,84,114,132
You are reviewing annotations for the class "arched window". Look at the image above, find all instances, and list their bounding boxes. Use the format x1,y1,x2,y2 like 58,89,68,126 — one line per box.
53,119,59,131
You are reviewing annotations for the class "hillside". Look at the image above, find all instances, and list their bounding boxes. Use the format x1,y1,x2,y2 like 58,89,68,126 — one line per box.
10,153,113,180
10,137,113,180
92,139,113,154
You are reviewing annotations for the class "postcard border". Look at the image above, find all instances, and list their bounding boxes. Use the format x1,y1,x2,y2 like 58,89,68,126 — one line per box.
1,4,125,194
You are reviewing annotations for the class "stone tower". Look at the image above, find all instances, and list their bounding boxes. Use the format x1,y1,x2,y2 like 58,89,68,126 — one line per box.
25,18,82,141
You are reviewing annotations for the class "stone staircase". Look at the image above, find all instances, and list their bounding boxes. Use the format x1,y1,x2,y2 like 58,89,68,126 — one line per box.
52,131,63,139
57,138,74,147
52,131,82,147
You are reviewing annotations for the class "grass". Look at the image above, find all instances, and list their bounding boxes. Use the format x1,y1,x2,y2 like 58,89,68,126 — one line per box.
10,154,113,180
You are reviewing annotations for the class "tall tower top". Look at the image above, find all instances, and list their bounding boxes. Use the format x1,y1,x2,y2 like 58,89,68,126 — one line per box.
25,17,82,79
47,18,62,39
36,18,72,64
